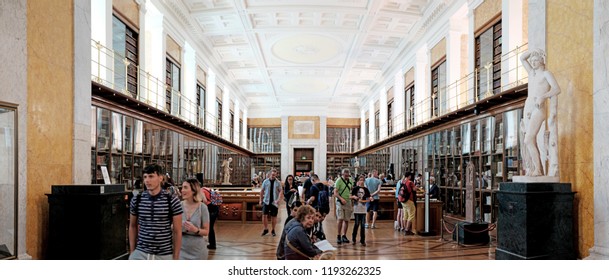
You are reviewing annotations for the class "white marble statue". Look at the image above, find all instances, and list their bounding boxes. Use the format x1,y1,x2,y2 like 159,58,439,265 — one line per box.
519,49,561,178
221,157,233,184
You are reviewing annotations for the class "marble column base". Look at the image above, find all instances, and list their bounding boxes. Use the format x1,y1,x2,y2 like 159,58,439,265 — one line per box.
512,176,559,183
586,246,609,260
17,253,33,260
496,182,575,260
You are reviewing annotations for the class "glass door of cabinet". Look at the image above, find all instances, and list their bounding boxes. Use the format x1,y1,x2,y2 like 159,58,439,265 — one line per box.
481,117,494,190
0,105,17,259
492,114,504,190
504,109,523,181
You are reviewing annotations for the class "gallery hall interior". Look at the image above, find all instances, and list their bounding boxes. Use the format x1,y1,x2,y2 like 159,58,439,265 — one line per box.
1,0,608,261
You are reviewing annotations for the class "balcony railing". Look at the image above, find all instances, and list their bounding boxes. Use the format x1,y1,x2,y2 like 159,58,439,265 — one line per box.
364,44,529,147
91,40,249,148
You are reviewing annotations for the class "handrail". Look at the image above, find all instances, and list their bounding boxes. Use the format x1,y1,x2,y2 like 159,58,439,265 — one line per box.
91,39,251,149
362,43,529,148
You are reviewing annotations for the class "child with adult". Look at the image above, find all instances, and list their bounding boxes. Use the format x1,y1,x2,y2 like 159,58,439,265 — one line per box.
352,175,371,246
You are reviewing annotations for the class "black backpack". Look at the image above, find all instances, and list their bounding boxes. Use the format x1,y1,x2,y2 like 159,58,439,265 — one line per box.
317,184,330,214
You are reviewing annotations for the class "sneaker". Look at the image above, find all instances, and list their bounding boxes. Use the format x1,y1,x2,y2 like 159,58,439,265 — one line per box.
261,229,269,236
271,230,276,237
207,245,216,250
364,224,369,228
371,224,376,229
341,235,350,243
360,242,367,246
336,236,342,244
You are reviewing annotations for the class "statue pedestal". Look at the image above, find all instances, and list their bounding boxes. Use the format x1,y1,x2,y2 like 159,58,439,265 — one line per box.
496,182,575,259
512,176,559,183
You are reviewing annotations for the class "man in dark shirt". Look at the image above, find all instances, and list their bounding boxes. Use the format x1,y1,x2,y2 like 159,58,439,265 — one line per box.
301,171,314,201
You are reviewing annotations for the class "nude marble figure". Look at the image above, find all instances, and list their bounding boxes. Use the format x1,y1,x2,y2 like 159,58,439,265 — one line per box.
519,49,561,177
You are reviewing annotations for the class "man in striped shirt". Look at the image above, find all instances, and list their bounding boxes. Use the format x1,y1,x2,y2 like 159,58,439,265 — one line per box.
129,164,183,260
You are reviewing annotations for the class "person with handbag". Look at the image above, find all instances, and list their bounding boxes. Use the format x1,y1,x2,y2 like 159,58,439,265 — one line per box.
283,174,298,216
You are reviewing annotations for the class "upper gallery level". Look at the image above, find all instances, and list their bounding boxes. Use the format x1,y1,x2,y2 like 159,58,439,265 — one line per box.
90,0,529,152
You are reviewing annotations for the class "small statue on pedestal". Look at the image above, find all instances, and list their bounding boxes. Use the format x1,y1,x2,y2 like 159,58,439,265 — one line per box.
221,157,233,185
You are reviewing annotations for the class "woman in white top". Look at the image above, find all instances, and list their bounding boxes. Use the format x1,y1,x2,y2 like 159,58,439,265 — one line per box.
179,178,210,259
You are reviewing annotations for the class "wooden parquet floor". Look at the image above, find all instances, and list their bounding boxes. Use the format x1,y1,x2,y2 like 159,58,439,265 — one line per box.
208,201,496,260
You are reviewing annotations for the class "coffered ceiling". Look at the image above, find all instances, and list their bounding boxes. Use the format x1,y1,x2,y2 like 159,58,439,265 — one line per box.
163,0,442,117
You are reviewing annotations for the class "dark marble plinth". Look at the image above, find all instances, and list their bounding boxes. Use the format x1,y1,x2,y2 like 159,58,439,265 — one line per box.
452,221,490,245
46,185,131,260
496,182,575,260
51,184,126,194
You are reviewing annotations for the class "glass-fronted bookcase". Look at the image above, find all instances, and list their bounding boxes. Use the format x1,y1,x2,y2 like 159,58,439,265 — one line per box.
359,107,524,223
435,108,523,223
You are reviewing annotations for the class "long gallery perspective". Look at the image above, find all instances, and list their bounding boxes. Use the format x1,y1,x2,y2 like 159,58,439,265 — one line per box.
1,0,608,261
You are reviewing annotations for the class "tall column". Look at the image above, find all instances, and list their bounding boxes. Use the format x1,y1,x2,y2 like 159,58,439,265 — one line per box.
589,0,609,260
206,70,216,133
319,116,328,180
448,4,467,112
502,0,525,88
2,0,28,259
368,100,375,145
90,0,112,84
73,0,92,184
394,70,405,133
415,45,429,125
26,0,80,259
183,42,196,121
528,0,546,51
242,108,248,149
467,2,476,104
281,116,289,179
379,86,388,140
360,109,366,148
142,2,164,107
234,99,240,144
222,86,230,140
136,0,147,72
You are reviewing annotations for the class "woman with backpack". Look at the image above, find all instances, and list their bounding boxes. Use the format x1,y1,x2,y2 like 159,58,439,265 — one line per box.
201,185,220,250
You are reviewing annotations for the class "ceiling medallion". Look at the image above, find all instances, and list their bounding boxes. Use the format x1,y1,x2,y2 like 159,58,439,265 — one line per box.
294,45,319,55
271,34,342,64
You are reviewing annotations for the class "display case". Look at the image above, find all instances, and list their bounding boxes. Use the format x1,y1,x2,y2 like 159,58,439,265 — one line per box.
430,109,523,223
252,155,280,178
326,155,352,179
